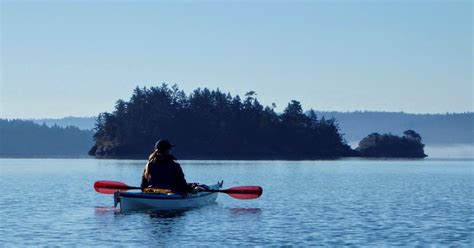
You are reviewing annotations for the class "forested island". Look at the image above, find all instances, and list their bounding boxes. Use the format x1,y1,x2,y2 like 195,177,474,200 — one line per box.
356,130,427,158
89,84,357,159
88,84,427,159
0,119,93,158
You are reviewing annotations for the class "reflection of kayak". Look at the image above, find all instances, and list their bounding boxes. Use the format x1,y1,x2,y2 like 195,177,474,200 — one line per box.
114,182,222,212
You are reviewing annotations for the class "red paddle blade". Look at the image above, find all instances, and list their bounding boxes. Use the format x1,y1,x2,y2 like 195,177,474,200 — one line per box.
223,186,263,200
94,180,135,194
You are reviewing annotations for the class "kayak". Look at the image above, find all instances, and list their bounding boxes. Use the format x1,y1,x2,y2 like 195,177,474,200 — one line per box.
114,182,223,212
94,180,262,211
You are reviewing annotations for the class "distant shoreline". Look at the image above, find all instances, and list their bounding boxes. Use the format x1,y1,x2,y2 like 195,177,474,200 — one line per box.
3,143,474,160
2,111,472,159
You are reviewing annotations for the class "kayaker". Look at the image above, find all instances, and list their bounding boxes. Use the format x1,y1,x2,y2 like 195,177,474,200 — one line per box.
141,139,190,193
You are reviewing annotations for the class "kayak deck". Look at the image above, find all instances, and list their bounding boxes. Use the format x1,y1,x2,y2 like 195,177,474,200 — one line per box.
115,182,222,212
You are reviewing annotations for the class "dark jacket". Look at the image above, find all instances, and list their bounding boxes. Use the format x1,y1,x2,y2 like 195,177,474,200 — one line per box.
141,154,189,193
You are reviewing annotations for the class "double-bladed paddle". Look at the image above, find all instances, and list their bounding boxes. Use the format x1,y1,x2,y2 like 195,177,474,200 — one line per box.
94,180,263,200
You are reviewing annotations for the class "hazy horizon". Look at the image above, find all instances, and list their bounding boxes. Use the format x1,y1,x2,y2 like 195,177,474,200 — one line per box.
1,109,473,120
1,1,472,118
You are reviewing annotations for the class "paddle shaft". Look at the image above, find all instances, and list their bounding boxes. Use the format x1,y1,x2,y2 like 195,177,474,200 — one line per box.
201,189,255,194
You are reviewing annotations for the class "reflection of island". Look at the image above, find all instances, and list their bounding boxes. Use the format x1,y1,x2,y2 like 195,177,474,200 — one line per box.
356,130,427,158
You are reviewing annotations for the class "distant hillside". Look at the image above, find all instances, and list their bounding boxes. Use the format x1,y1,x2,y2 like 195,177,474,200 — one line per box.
32,117,96,130
0,119,94,158
315,111,473,145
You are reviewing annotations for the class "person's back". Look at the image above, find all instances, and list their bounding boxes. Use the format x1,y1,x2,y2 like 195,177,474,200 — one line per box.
144,153,188,192
141,140,189,193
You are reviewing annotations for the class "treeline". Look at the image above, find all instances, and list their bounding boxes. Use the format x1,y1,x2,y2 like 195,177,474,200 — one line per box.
32,117,95,130
0,119,94,157
89,84,355,159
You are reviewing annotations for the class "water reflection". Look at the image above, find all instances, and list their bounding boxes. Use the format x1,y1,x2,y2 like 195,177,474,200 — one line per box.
229,208,262,216
146,210,188,239
94,206,120,215
148,209,188,219
94,205,193,219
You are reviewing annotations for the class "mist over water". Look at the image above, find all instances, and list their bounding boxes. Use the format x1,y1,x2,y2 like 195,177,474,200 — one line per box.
424,145,474,159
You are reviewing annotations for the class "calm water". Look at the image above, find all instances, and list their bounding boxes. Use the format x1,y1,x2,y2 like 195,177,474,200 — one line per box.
1,159,473,246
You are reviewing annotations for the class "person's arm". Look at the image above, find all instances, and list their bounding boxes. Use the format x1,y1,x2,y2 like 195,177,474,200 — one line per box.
141,162,151,189
143,161,152,181
141,174,150,189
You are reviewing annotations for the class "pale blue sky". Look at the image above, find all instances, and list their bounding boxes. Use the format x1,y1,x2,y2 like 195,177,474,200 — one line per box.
1,0,472,118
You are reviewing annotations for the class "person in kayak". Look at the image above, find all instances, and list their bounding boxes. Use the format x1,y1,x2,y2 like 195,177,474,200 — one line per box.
141,139,190,193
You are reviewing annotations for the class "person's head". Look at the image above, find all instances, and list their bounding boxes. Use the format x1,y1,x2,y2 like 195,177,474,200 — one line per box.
154,139,175,154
